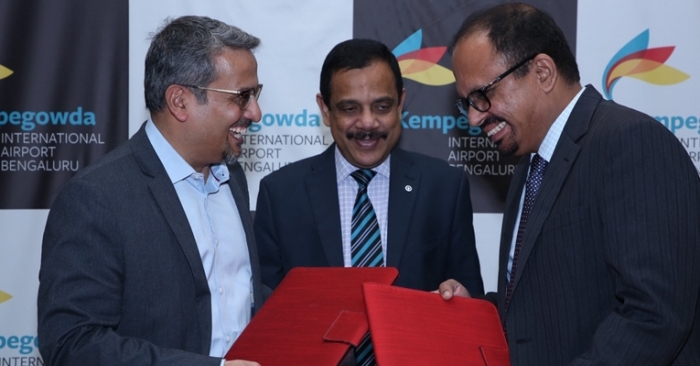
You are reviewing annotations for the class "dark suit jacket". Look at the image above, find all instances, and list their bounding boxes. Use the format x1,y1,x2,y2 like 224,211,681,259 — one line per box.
37,126,265,366
254,145,484,294
495,86,700,365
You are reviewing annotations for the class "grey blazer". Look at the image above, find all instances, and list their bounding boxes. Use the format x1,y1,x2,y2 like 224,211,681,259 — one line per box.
38,125,265,366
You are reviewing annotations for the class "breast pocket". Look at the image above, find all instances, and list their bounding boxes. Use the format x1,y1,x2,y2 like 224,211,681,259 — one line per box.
542,206,592,234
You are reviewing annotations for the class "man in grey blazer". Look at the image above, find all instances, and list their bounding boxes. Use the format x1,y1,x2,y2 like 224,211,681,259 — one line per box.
38,16,265,366
440,3,700,365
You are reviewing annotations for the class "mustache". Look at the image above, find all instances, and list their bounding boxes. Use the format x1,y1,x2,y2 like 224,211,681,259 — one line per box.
346,130,389,140
233,119,252,128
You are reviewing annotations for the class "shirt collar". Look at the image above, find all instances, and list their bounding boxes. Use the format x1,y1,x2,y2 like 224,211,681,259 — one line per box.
536,87,585,162
145,119,229,184
334,145,391,184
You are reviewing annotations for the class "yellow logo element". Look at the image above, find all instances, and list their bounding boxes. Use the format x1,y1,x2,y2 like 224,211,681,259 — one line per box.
0,290,12,304
0,64,13,79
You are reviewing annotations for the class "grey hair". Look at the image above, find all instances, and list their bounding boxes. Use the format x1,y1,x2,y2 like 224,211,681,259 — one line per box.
144,15,260,113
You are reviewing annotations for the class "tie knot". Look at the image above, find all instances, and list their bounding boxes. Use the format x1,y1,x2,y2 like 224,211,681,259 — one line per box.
351,169,376,188
530,154,548,176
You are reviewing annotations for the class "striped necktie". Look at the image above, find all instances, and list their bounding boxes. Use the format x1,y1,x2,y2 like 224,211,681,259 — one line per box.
350,169,383,268
350,169,382,366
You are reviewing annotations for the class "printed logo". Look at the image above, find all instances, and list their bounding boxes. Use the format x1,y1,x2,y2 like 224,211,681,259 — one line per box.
0,290,12,304
602,29,689,100
393,29,454,86
0,64,12,80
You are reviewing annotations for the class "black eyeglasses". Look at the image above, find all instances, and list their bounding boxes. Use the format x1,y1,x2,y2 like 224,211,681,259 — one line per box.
184,84,263,109
456,54,537,116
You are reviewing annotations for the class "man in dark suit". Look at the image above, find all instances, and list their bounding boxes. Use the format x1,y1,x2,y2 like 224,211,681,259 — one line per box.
254,39,484,295
439,3,700,365
38,16,266,366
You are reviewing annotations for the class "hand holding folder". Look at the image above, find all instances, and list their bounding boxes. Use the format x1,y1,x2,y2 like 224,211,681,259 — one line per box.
226,267,509,365
362,283,510,366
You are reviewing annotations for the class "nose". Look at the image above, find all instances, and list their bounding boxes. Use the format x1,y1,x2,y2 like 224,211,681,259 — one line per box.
357,108,379,129
467,106,488,127
244,97,262,123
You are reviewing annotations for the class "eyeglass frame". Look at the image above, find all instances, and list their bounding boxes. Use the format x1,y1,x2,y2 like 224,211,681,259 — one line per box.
455,53,538,116
183,84,263,109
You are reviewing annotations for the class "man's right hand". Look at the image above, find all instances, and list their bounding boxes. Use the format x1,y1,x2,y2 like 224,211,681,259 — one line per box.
435,279,471,300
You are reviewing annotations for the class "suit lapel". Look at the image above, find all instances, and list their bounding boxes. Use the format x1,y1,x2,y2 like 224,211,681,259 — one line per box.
131,127,209,293
305,146,345,267
498,156,529,304
227,162,264,313
386,148,420,268
509,86,601,294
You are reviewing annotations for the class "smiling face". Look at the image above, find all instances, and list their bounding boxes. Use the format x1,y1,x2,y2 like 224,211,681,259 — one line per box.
186,47,262,168
453,32,548,156
318,61,405,169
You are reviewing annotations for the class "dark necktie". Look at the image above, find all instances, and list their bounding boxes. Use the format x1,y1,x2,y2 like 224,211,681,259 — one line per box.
350,169,383,268
505,154,548,308
350,169,382,366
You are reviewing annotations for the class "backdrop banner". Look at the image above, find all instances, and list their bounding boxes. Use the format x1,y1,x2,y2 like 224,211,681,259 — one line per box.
1,0,698,362
0,0,129,209
0,0,128,363
577,0,700,173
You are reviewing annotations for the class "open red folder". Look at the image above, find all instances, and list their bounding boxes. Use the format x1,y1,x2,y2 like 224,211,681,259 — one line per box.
362,283,510,366
226,267,399,365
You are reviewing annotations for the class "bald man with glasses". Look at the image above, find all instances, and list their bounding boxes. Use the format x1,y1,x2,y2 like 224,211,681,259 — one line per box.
440,3,700,366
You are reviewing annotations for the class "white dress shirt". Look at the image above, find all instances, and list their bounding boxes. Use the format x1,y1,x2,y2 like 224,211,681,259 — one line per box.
507,87,585,279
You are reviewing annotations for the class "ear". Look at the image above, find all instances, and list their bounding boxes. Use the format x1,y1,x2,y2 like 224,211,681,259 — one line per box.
397,88,406,111
316,93,332,127
165,85,189,122
533,54,557,94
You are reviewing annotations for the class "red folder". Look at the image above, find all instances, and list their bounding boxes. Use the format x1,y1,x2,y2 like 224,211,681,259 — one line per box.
362,283,510,366
226,267,399,365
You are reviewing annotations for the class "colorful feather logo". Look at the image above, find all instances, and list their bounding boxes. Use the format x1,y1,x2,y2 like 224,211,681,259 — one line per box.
602,29,689,99
393,30,455,86
0,64,13,79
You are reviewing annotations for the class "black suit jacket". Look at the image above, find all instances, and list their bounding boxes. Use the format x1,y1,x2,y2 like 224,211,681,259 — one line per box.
495,86,700,365
254,145,484,294
37,126,265,366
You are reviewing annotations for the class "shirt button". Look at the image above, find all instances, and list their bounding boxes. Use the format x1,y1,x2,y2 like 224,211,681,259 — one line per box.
219,287,224,295
226,336,231,342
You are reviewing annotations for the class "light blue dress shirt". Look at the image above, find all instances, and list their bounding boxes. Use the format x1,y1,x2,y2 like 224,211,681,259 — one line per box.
145,120,252,359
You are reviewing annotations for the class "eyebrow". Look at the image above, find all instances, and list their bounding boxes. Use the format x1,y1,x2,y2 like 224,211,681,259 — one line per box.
335,96,395,107
372,97,395,105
